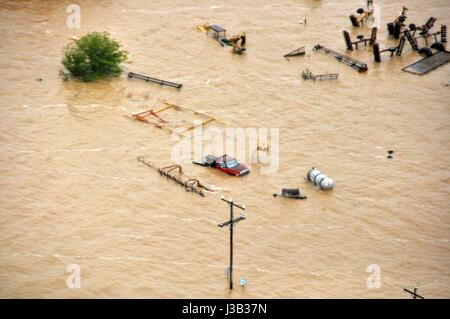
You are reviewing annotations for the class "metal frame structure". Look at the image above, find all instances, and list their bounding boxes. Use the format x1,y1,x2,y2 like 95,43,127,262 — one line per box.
313,44,368,72
137,156,213,197
128,72,182,89
284,46,305,59
343,27,377,50
349,0,374,27
129,100,224,134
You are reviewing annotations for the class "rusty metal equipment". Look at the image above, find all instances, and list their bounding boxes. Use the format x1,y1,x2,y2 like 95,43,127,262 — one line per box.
405,20,446,51
131,109,168,128
129,100,223,134
197,23,246,54
373,29,418,62
372,40,405,63
284,46,305,59
349,0,374,27
343,27,377,50
395,18,447,51
313,44,368,72
229,33,247,55
387,6,409,39
373,19,447,62
301,68,339,81
137,156,214,197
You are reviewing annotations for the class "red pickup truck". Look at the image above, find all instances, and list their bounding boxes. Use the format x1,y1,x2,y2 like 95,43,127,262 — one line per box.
194,155,250,176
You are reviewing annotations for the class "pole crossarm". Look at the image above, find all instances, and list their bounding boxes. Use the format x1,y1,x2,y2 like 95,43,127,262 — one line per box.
221,197,245,210
218,214,245,228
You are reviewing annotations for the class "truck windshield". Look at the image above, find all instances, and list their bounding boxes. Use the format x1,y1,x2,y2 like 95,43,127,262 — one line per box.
225,159,239,168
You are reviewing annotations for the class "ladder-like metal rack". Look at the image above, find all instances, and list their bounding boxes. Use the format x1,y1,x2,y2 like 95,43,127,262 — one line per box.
313,44,368,72
312,73,339,81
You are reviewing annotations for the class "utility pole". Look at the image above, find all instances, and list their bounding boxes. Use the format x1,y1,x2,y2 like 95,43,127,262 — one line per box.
218,197,246,290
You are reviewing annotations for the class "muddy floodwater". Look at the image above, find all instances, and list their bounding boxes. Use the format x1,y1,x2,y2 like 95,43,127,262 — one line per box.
0,0,449,298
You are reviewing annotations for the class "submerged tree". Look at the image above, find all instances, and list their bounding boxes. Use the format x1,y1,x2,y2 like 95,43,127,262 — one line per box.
62,32,128,82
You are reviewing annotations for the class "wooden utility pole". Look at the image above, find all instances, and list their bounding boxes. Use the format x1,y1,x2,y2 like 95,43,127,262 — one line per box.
218,197,246,290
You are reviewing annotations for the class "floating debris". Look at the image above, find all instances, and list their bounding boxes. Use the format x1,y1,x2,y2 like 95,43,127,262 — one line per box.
273,188,307,200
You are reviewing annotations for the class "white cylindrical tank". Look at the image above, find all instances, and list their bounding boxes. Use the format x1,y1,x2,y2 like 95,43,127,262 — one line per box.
307,167,334,190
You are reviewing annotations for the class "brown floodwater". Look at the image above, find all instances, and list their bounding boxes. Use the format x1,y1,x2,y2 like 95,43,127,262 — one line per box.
0,0,449,298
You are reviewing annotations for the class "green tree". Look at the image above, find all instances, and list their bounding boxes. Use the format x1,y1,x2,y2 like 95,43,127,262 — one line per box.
62,32,128,82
